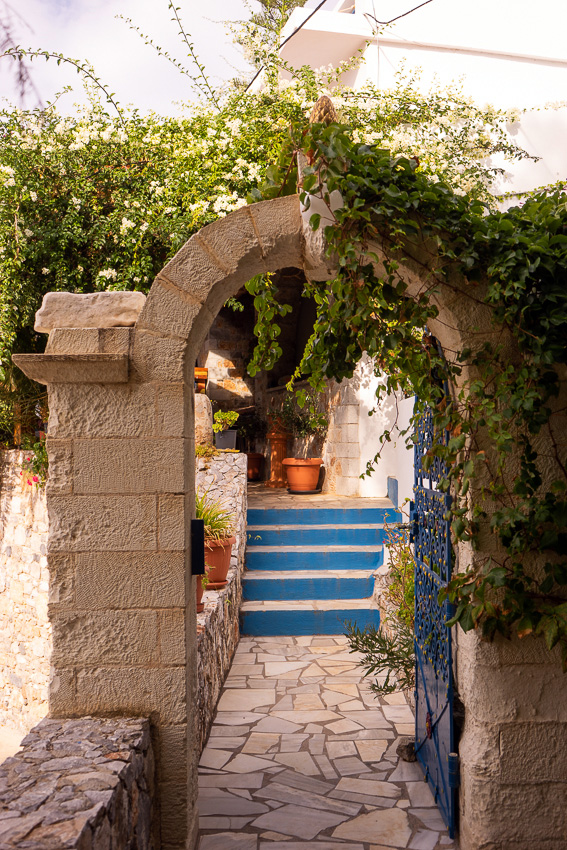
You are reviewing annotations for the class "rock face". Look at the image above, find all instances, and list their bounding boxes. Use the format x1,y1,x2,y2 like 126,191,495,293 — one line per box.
0,451,49,734
0,716,154,849
195,394,214,446
35,291,146,333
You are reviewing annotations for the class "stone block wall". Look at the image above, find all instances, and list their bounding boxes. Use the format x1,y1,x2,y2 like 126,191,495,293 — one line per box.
0,450,49,734
200,301,255,409
0,716,154,848
195,452,246,750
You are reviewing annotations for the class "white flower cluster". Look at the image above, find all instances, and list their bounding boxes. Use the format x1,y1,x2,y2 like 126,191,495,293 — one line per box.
0,165,15,188
120,217,135,235
98,268,118,281
212,193,247,217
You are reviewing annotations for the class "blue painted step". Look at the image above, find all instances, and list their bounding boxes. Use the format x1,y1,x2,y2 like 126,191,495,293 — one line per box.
245,545,383,571
240,600,381,636
247,507,400,526
247,524,385,547
242,569,375,601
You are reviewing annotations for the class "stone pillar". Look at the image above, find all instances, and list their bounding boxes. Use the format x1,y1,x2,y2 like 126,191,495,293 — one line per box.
15,327,198,850
456,630,567,850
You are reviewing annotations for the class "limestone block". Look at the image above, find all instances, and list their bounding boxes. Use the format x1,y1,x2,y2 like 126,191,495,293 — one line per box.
130,329,188,383
159,610,186,665
195,394,213,446
160,725,188,786
45,327,131,355
72,438,185,494
136,276,203,339
332,405,358,425
500,722,567,781
47,383,157,439
157,384,185,438
74,552,185,610
160,206,266,316
12,353,128,385
51,610,159,666
73,667,187,725
35,291,146,332
158,495,185,551
247,195,304,273
48,495,157,552
45,439,73,495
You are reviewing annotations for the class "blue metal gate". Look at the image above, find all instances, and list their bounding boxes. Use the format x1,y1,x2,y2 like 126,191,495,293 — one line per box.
411,400,458,837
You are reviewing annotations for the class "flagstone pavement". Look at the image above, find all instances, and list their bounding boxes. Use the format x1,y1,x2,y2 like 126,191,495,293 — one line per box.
198,635,458,850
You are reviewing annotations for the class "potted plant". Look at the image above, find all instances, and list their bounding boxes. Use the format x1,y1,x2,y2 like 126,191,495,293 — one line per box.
212,410,240,450
195,489,236,589
281,390,328,493
238,411,267,480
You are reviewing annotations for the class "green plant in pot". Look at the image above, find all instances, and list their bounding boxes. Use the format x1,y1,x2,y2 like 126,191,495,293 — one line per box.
238,411,267,480
281,390,328,493
212,410,240,450
195,489,236,590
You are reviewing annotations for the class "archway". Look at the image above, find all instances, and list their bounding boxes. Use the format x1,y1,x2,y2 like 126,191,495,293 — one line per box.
13,193,567,850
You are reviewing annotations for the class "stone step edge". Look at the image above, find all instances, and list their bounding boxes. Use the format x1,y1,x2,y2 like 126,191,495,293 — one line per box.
240,598,380,611
245,544,384,553
242,569,376,579
246,523,387,531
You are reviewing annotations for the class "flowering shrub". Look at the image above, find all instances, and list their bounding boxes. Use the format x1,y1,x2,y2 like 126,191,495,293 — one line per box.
20,437,48,488
0,35,530,438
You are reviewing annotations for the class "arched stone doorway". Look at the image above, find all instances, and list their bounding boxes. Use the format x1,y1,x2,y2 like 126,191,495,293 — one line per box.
14,194,567,850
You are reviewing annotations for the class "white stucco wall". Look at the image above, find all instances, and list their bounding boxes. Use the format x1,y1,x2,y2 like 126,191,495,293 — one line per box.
279,0,567,200
355,356,414,504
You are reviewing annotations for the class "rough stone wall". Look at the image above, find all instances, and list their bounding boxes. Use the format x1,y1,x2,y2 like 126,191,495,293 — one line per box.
323,378,360,496
195,451,247,575
456,630,567,850
0,716,154,848
195,451,246,751
201,301,255,410
0,450,49,734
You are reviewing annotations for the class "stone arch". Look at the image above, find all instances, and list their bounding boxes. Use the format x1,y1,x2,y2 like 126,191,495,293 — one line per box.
13,193,567,850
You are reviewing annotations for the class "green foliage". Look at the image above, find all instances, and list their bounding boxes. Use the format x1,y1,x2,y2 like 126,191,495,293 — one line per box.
345,619,415,695
20,436,48,488
212,410,240,433
256,117,567,665
268,389,328,436
195,490,234,541
346,514,415,695
384,518,415,630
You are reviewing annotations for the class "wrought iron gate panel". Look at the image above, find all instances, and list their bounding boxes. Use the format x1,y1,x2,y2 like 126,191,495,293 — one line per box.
412,399,457,838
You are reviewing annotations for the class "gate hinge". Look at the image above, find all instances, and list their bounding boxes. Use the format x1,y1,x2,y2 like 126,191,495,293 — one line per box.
448,752,460,788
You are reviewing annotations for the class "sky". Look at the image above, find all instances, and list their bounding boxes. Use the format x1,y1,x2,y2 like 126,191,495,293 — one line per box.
0,0,251,114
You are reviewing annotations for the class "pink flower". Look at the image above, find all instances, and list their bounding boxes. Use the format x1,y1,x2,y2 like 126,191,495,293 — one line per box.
32,476,39,483
19,471,22,476
27,481,32,486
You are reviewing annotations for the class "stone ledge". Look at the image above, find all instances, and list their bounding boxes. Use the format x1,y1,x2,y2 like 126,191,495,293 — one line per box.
12,354,129,385
0,715,154,849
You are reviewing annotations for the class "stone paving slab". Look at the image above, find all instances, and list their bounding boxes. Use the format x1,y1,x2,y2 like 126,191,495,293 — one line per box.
198,635,458,850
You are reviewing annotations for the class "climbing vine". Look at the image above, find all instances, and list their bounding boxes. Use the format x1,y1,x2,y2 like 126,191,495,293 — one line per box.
250,118,567,665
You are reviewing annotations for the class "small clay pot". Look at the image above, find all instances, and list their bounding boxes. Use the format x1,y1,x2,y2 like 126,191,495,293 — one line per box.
282,458,323,493
247,452,264,481
194,367,208,394
205,536,236,588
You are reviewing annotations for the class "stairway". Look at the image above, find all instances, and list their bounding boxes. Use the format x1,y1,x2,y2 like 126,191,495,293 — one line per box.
240,500,400,636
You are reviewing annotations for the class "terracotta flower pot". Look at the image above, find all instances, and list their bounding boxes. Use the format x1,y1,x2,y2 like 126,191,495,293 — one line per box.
267,425,289,488
282,458,323,493
194,367,208,394
204,536,236,589
247,452,264,481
